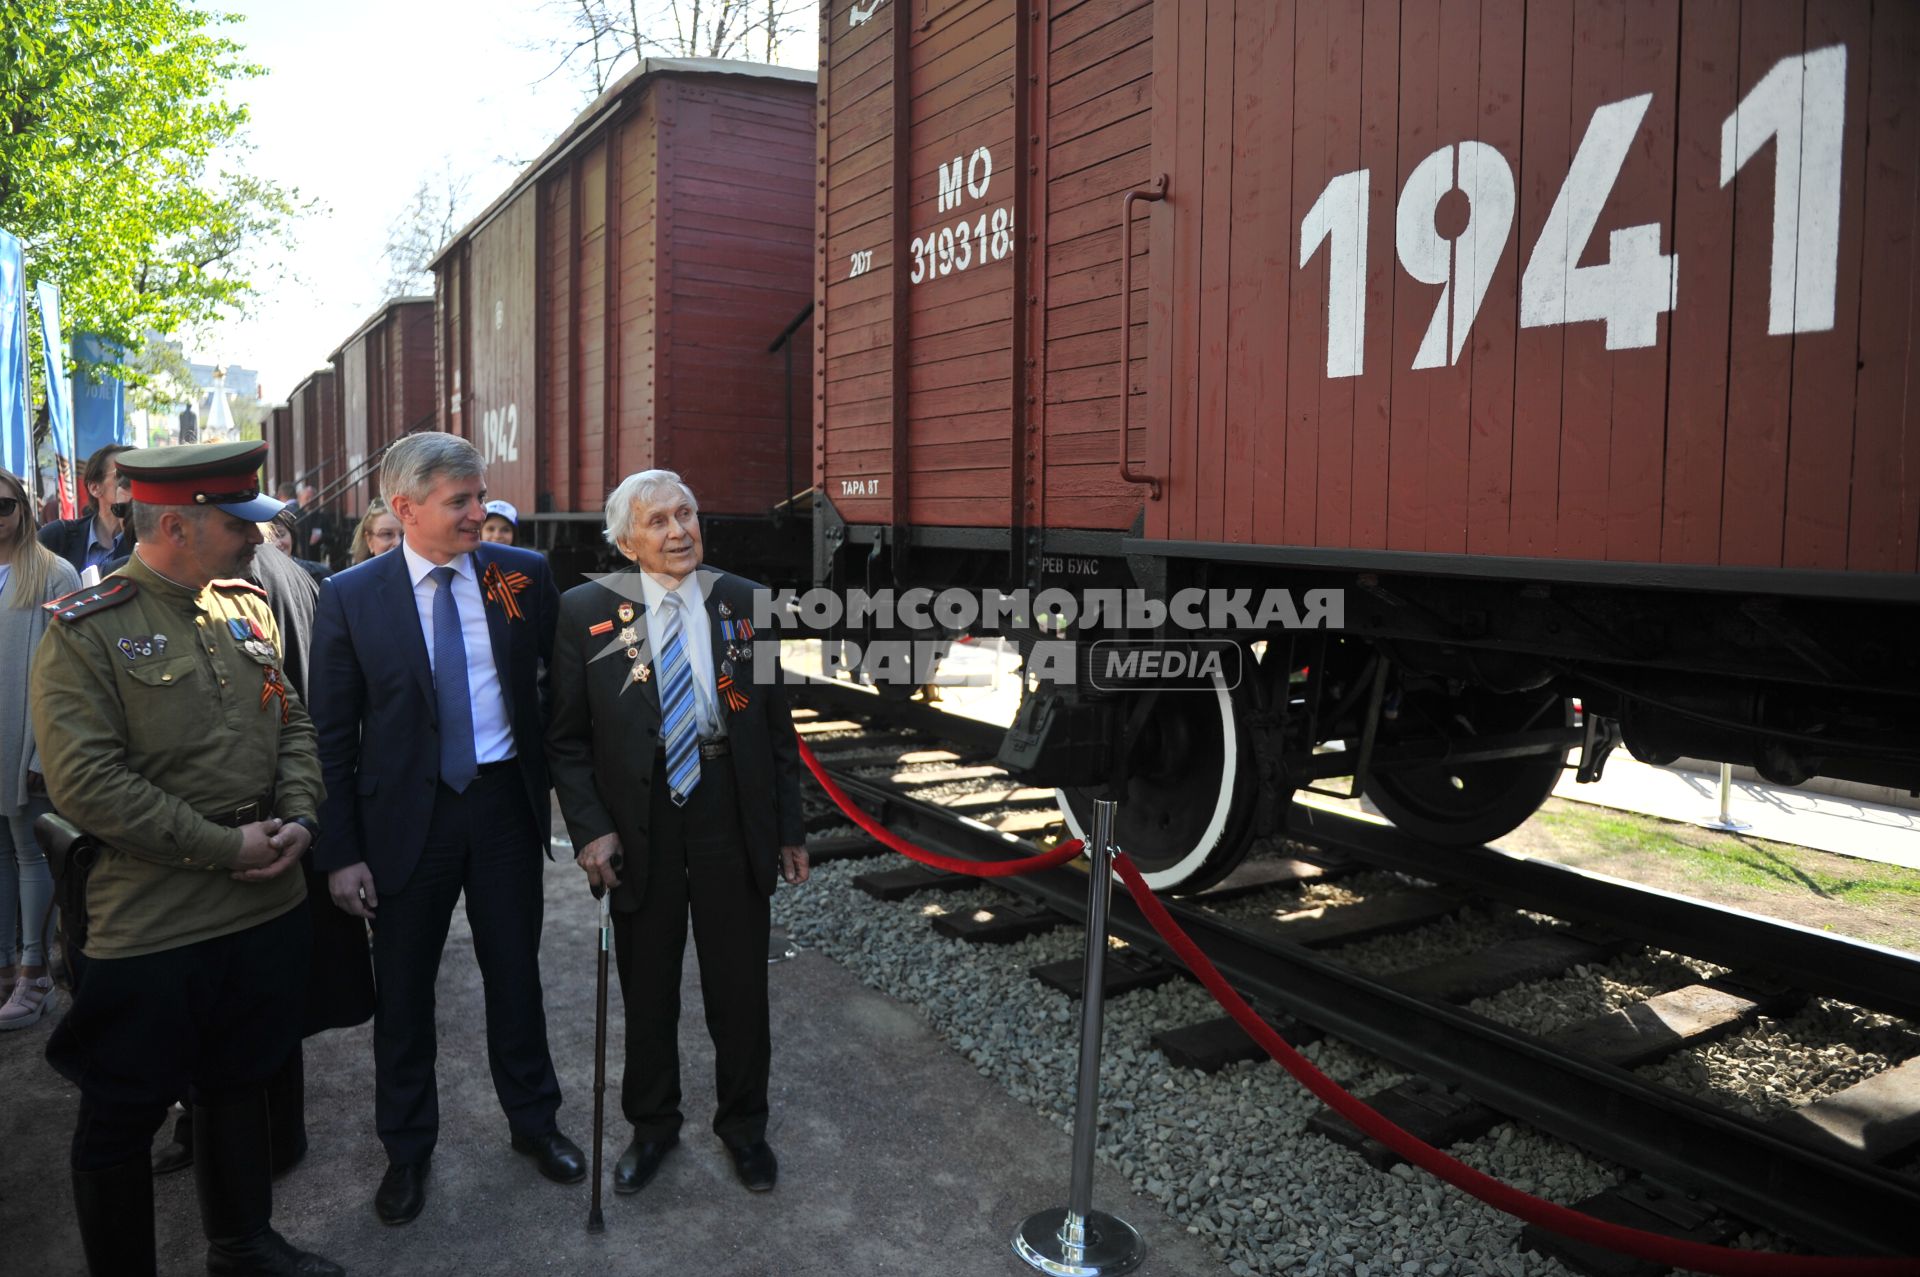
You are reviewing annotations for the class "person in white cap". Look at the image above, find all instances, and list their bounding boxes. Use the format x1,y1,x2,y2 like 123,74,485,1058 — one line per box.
480,500,517,547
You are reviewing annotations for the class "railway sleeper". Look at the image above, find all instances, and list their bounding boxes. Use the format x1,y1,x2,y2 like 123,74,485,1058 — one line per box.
883,763,1006,786
852,864,974,901
929,900,1064,945
1239,888,1466,950
1766,1055,1920,1167
1030,948,1178,1001
1519,1177,1741,1277
1521,1056,1920,1276
1549,975,1804,1070
939,786,1057,813
1152,1008,1325,1074
1385,926,1631,1004
1188,852,1353,902
791,718,867,736
804,807,858,835
802,741,950,767
1306,974,1802,1170
1306,1078,1498,1172
802,832,890,864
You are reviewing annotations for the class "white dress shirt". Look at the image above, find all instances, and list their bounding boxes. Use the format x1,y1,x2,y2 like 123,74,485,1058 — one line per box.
402,541,515,764
638,569,723,737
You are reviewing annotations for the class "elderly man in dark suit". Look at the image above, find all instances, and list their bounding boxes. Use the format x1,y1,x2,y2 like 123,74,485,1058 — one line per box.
548,469,808,1198
308,431,584,1226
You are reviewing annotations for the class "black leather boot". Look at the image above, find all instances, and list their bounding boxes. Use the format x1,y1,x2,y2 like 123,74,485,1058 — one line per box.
194,1089,344,1276
266,1046,308,1177
72,1155,157,1276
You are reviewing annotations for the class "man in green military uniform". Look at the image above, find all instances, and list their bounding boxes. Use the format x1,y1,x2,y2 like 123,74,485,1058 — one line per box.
30,440,343,1277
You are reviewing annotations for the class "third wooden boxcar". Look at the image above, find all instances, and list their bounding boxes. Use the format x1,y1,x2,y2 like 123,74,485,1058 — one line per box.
287,368,338,497
331,296,436,515
432,57,817,580
266,403,294,493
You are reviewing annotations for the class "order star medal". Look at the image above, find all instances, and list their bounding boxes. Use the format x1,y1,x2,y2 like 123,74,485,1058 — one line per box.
631,659,651,684
617,625,639,646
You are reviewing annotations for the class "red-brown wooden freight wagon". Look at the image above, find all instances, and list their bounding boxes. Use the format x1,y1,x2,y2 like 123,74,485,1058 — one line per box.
287,369,338,497
814,0,1920,893
331,296,436,516
431,57,816,580
266,404,294,492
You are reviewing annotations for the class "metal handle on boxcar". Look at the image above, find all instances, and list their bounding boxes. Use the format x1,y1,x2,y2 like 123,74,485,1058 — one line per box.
1118,176,1168,500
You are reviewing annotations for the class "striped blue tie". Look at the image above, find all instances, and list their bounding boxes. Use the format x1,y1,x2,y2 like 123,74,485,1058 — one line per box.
657,593,701,805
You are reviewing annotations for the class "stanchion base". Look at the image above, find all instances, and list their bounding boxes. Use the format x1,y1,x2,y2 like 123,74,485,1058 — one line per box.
1012,1208,1145,1276
1704,818,1751,833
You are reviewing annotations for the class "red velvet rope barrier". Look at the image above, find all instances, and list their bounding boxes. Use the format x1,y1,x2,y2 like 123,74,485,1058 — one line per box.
1108,852,1918,1277
797,738,1085,877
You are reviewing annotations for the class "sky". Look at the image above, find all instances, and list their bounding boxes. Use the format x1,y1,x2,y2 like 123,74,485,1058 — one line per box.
202,0,817,403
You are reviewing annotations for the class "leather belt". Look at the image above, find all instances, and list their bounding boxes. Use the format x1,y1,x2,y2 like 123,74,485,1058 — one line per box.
698,739,731,760
477,757,520,776
207,795,274,828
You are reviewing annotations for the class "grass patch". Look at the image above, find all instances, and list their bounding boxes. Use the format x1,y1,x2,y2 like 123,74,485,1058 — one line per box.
1535,806,1920,905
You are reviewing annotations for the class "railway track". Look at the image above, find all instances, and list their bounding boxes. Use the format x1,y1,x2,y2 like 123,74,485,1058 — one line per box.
785,676,1920,1268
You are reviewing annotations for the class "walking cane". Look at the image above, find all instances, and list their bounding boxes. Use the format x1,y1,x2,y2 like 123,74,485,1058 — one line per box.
587,881,612,1233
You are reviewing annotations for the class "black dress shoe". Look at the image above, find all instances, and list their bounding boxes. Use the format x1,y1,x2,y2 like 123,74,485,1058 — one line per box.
153,1106,194,1175
207,1227,344,1276
511,1129,588,1185
727,1140,777,1192
375,1159,428,1226
152,1137,194,1176
612,1134,678,1195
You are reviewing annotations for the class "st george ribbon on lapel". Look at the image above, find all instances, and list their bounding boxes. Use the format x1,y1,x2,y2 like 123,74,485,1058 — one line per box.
657,592,701,805
431,565,479,793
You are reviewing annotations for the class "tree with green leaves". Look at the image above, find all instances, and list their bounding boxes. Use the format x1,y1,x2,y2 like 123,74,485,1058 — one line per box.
0,0,308,398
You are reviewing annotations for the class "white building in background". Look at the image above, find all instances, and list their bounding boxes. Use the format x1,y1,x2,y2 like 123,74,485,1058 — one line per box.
127,358,262,448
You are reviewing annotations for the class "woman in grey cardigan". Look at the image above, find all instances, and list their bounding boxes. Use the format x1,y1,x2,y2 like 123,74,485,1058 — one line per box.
0,466,79,1029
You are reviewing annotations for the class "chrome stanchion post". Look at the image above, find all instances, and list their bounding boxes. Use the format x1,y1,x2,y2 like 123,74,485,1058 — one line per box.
1013,799,1146,1276
1707,761,1750,832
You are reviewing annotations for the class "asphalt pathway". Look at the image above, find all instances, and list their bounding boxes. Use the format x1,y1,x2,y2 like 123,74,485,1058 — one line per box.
0,834,1228,1277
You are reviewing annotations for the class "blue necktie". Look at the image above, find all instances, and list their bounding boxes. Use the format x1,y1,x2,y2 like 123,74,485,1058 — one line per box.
657,593,701,806
431,565,478,793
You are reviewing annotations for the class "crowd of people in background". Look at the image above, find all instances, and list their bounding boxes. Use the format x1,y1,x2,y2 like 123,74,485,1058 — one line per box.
0,464,79,1032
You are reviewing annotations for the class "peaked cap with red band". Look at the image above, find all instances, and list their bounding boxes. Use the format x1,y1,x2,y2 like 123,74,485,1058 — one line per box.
116,440,286,524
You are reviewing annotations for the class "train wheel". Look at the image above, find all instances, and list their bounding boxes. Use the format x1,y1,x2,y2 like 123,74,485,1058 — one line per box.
1055,680,1260,895
1360,688,1572,846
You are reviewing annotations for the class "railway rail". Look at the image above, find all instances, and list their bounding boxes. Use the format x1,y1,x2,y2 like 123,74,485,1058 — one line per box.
785,675,1920,1267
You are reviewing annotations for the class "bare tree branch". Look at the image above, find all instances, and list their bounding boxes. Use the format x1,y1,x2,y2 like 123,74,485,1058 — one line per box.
377,161,473,302
523,0,811,101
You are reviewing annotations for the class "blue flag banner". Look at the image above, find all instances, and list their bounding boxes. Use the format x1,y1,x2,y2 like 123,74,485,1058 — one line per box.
36,280,77,518
0,228,27,482
72,332,127,458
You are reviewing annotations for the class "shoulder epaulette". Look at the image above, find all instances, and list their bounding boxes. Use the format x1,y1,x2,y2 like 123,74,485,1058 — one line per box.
42,579,140,622
210,577,269,599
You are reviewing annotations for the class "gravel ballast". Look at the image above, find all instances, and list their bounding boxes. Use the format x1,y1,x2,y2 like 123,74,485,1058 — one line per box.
774,859,1628,1276
785,761,1916,1274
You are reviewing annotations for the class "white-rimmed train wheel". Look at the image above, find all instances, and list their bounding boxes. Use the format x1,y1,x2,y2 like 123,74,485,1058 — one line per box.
1055,679,1261,895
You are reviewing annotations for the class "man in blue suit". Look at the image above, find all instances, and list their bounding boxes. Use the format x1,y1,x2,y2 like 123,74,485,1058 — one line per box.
308,431,584,1226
